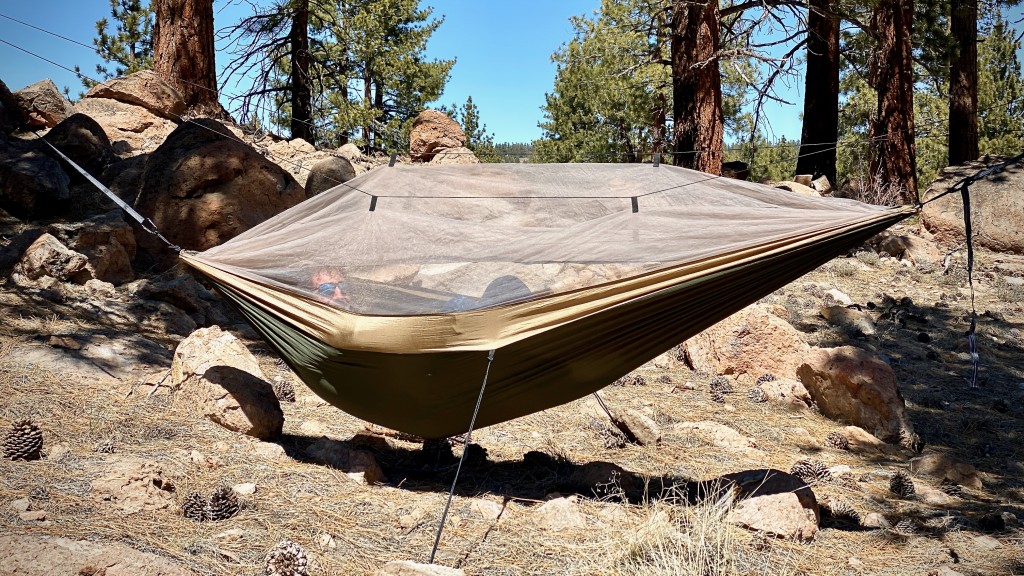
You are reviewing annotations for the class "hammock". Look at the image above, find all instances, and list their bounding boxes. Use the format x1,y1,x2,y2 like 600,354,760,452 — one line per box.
179,163,913,438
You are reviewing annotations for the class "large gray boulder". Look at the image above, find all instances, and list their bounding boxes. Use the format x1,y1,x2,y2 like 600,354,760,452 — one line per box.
83,70,185,120
133,119,305,256
43,113,115,181
409,109,466,162
305,155,356,196
12,79,73,128
0,135,70,218
921,155,1024,254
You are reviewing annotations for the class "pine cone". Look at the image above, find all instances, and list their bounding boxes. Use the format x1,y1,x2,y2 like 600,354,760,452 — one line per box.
206,486,239,521
825,431,850,451
710,376,733,395
889,470,916,498
939,478,963,497
892,518,917,536
710,388,726,404
747,386,768,403
265,540,309,576
182,492,208,522
898,429,924,453
790,459,832,483
3,420,43,461
272,377,296,403
754,373,776,386
825,499,861,524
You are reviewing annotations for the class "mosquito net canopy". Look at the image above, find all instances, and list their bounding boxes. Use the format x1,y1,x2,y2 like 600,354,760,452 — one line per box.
180,162,911,437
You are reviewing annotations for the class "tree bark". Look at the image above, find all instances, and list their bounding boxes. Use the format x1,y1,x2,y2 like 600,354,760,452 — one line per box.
290,0,313,142
670,0,723,174
868,0,918,204
152,0,224,116
795,0,840,186
948,0,979,166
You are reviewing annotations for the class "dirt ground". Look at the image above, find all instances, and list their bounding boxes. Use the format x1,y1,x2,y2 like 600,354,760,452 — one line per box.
1,218,1023,576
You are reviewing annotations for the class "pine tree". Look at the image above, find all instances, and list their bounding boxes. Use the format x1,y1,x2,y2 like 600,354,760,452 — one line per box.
78,0,154,89
444,96,499,162
977,12,1024,156
153,0,223,115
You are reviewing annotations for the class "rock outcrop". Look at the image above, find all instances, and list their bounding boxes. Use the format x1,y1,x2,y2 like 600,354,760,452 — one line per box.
409,110,467,162
13,79,73,128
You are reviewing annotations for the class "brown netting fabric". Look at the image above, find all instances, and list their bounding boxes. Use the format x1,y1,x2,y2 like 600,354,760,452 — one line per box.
196,163,895,317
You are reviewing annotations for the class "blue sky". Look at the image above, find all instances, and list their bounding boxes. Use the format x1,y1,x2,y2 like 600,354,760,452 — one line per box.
1,1,1022,144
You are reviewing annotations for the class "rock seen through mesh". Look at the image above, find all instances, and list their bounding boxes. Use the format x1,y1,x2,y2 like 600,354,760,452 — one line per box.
2,420,43,461
265,540,309,576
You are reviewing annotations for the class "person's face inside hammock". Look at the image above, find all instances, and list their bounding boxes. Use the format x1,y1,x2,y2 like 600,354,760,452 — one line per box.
311,268,351,306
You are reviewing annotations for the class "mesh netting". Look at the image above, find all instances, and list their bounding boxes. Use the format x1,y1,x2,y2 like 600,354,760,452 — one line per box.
198,163,890,315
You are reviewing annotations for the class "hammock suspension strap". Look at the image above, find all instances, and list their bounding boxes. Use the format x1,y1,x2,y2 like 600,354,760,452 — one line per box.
429,348,496,565
36,137,181,253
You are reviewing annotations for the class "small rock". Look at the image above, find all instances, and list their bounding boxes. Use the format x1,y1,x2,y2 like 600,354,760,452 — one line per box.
847,557,863,568
10,498,31,513
820,305,876,336
910,453,983,490
18,510,47,522
318,532,337,550
470,499,504,521
971,534,1002,551
46,443,70,461
534,496,587,531
212,528,249,543
823,288,854,306
610,408,662,445
929,567,963,576
374,560,466,576
861,512,890,529
253,441,288,460
232,482,257,496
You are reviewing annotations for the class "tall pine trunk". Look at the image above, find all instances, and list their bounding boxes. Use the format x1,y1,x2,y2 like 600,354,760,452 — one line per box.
948,0,979,166
290,0,313,142
152,0,222,116
670,0,723,174
868,0,918,204
795,0,840,186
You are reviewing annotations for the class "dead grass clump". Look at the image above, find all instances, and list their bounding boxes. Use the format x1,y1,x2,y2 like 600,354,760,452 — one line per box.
993,276,1024,302
855,251,881,267
595,488,740,576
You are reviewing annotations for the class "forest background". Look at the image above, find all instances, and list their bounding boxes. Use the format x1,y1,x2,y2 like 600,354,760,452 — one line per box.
2,0,1024,198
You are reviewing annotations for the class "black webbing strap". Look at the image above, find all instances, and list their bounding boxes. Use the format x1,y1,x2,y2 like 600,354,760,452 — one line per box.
429,349,496,565
961,183,979,387
37,137,181,253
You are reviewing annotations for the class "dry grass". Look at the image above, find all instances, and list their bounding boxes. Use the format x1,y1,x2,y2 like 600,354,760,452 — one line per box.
1,224,1024,575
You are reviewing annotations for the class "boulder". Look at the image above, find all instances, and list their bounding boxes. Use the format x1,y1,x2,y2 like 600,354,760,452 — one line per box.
84,70,185,120
171,326,284,439
73,96,177,155
811,175,832,194
721,469,819,541
134,119,305,255
0,136,70,218
43,113,115,181
909,452,983,490
921,156,1024,254
0,535,196,576
13,233,88,281
304,438,386,484
45,211,136,284
533,496,588,531
0,78,26,132
13,79,73,128
759,377,814,410
820,305,876,336
88,456,176,515
429,146,479,164
675,420,760,454
409,110,466,161
682,304,811,381
305,155,356,196
797,346,914,443
773,181,820,196
869,230,941,265
839,425,900,455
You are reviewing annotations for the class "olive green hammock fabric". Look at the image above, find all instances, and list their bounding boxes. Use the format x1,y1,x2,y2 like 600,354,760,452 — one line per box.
180,163,913,439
